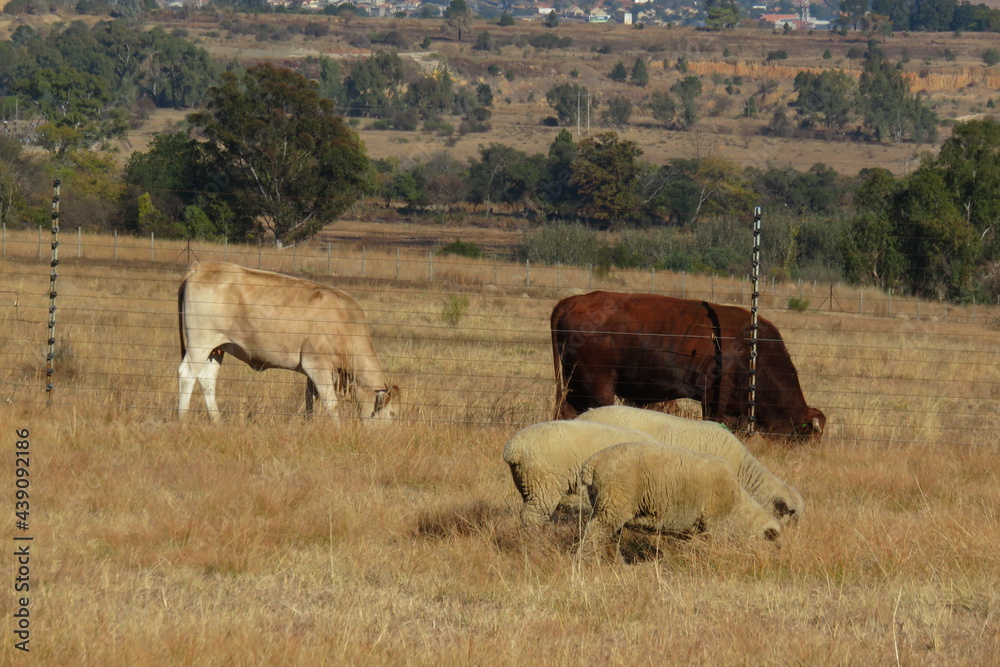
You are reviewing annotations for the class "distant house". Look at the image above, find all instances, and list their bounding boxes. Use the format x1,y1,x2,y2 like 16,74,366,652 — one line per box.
537,4,555,13
762,12,800,28
588,7,610,22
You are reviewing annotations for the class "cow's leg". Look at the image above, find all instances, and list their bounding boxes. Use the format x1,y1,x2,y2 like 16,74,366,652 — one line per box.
302,366,339,417
178,347,222,419
305,377,319,415
193,349,224,422
566,370,616,416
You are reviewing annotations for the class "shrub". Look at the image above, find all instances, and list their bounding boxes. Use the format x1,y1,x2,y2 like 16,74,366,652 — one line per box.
766,50,788,61
521,223,601,265
984,48,1000,67
441,295,470,327
787,296,811,312
438,239,483,259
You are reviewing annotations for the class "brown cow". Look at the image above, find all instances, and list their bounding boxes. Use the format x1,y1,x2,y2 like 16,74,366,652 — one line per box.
550,291,825,440
178,261,400,422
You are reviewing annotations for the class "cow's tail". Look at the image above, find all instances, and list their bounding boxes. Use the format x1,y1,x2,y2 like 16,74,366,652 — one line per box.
550,307,568,420
178,276,188,360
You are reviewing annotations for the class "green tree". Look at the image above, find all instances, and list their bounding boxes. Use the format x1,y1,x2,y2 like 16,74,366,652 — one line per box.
600,95,632,128
341,51,405,118
840,0,869,29
931,118,1000,260
793,69,856,133
317,56,342,101
705,0,740,28
842,168,906,289
0,137,28,227
189,63,369,245
445,0,474,42
671,76,703,129
545,82,590,126
544,9,559,28
857,45,936,143
630,58,649,87
649,90,677,127
466,143,542,216
609,62,628,83
569,132,643,227
894,167,976,299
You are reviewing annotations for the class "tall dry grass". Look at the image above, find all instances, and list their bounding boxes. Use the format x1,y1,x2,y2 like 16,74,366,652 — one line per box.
1,230,999,663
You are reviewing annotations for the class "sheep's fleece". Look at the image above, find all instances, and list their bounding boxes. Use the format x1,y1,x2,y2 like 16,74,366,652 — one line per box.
502,419,659,526
577,405,803,523
580,440,782,562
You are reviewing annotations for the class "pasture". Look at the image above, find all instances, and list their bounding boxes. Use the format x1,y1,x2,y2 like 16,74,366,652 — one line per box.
1,227,998,663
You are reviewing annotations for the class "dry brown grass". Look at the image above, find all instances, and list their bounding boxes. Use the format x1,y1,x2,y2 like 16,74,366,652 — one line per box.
1,228,999,662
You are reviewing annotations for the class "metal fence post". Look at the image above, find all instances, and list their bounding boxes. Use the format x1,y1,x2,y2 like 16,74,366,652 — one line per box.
46,180,61,402
748,207,761,435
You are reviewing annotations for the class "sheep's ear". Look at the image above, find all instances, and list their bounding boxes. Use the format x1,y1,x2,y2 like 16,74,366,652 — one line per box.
773,499,793,517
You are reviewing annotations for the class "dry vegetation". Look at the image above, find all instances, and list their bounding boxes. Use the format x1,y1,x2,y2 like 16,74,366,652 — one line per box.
1,229,999,662
121,14,1000,175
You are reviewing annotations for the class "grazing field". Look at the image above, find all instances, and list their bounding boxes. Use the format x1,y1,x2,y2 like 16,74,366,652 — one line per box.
1,229,998,662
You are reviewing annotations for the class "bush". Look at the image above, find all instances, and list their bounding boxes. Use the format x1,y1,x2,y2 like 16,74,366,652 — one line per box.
766,50,788,61
787,297,811,312
521,223,601,265
441,295,470,327
438,239,483,259
984,48,1000,67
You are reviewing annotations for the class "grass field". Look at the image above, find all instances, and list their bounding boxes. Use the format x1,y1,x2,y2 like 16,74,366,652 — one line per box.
1,229,998,663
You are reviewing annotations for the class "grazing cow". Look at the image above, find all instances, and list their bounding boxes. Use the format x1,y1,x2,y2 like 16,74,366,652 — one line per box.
550,291,825,439
178,261,400,422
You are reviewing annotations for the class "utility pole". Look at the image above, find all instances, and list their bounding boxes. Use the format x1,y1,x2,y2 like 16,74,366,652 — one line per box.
576,92,581,137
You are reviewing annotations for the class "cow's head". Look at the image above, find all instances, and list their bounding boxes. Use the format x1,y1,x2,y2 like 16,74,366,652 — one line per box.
367,385,402,423
793,407,826,440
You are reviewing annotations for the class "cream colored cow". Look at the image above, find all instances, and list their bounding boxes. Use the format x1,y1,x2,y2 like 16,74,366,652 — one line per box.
177,261,400,422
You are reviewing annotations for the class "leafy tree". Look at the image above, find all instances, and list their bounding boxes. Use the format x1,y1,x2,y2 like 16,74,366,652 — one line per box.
189,63,369,245
544,10,559,28
649,91,677,127
842,168,906,289
630,58,649,87
466,143,541,216
498,13,515,26
569,132,643,227
444,0,474,42
317,56,342,101
932,119,1000,259
535,129,579,219
840,0,868,29
609,62,628,82
705,0,740,28
123,130,206,222
871,0,910,29
909,0,955,31
894,167,975,299
600,95,632,128
793,69,855,133
670,76,703,129
0,137,29,227
857,44,936,142
341,51,404,118
545,82,590,126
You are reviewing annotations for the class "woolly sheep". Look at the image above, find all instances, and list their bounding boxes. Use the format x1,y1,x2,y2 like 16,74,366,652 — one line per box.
502,420,660,527
576,405,804,524
580,441,782,563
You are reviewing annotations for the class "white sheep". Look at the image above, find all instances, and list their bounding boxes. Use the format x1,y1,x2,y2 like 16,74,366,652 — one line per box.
576,405,804,524
502,420,660,527
579,440,782,562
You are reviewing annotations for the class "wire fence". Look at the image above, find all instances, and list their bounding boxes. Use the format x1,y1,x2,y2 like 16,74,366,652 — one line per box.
2,227,1000,449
